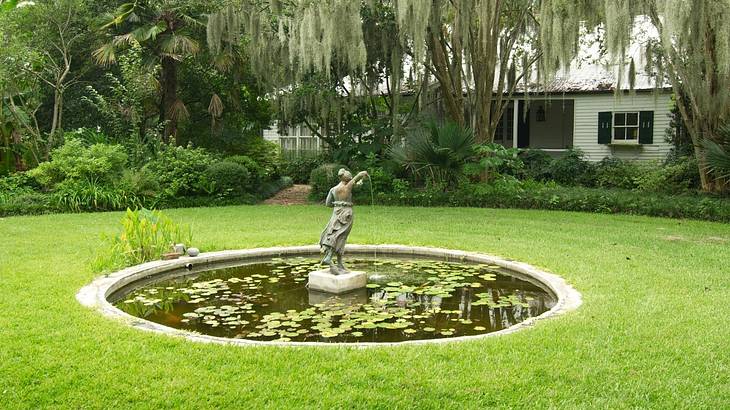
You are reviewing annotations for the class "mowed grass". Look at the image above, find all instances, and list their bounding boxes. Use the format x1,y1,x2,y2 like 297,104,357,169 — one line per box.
1,205,729,409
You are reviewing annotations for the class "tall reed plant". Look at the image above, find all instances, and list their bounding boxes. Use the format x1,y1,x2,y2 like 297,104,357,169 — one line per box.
93,208,192,272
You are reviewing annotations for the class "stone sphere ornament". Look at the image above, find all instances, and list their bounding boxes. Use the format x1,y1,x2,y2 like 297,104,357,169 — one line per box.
187,247,200,257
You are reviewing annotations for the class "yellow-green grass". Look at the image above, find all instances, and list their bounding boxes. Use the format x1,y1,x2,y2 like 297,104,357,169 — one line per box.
1,206,729,408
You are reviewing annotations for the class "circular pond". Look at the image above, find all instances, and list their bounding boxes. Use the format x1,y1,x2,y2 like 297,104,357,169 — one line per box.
78,245,582,346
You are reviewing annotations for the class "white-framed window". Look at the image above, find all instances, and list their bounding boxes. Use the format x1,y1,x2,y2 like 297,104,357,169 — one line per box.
613,112,639,143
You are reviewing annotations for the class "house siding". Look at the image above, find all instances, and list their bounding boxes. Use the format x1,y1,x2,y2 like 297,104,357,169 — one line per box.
572,92,673,162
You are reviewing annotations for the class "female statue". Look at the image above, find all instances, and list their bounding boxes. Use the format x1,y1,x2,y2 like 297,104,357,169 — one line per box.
319,168,368,274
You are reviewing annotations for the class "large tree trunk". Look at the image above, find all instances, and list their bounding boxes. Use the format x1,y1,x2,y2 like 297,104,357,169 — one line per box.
160,56,178,143
426,1,465,127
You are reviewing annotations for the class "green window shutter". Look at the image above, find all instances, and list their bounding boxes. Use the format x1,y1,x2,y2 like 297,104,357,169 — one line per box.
598,111,612,144
639,111,654,144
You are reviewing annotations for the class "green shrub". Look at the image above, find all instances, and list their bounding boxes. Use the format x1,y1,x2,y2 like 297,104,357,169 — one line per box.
519,149,554,181
0,192,56,216
466,143,524,181
93,208,192,272
309,163,348,200
278,155,327,184
29,139,128,188
203,161,251,196
546,149,595,186
593,158,645,189
635,157,701,193
373,181,730,222
118,169,161,202
241,138,280,178
0,173,40,204
226,155,265,186
143,144,216,198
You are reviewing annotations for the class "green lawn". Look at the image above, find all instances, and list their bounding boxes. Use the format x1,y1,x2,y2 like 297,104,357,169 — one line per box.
1,206,729,408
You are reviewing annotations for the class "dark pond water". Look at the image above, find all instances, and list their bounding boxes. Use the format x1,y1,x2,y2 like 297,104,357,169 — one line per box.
112,257,556,343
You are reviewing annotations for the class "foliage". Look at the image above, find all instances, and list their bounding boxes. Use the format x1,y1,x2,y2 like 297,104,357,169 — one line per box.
593,158,644,190
308,163,348,201
28,138,128,188
519,149,554,181
278,154,327,184
52,179,140,212
93,208,192,272
239,137,280,179
390,122,475,189
94,0,211,141
0,191,55,216
226,155,264,186
703,124,730,181
203,161,250,197
541,0,730,191
466,143,524,182
545,150,595,186
375,180,730,223
634,158,700,194
82,43,160,144
142,144,215,198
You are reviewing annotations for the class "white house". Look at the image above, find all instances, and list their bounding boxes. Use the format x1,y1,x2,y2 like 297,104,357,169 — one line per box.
264,18,675,162
263,123,325,155
493,86,672,162
264,84,673,162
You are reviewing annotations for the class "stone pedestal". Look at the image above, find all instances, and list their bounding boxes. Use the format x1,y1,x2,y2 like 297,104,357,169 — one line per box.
308,269,367,294
308,288,368,306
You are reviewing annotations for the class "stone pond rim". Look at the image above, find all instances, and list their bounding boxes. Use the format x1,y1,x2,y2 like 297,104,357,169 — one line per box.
77,245,583,347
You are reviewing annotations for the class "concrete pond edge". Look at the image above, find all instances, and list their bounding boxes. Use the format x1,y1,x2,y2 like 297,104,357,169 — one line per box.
77,244,582,348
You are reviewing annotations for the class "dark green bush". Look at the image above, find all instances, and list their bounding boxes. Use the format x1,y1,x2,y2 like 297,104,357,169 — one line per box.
118,169,161,205
546,149,596,186
143,144,216,198
639,156,701,193
309,163,348,200
593,157,644,189
374,181,730,222
203,161,251,197
519,149,554,181
0,192,56,216
466,143,524,181
226,155,266,186
278,155,327,184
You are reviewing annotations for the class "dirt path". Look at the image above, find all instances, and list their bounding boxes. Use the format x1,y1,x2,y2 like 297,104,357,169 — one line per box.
263,184,312,205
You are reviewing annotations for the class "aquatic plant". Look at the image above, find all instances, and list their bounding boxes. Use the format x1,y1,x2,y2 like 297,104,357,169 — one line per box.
93,208,192,272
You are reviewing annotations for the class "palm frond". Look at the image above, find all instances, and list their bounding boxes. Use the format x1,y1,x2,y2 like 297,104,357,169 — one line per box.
160,33,200,57
92,43,117,66
168,99,189,122
129,23,167,43
703,138,730,179
208,94,223,118
390,122,475,188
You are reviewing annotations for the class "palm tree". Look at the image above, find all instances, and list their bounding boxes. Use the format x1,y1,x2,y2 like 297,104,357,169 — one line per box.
94,0,205,142
390,122,475,189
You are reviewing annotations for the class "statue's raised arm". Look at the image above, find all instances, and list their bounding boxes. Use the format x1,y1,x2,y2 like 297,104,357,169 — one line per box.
348,170,369,188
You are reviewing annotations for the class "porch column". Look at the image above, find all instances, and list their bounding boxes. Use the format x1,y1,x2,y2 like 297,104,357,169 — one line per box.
512,99,519,148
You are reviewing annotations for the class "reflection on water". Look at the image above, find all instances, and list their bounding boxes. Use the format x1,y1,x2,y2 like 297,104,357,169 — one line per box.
113,257,556,343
